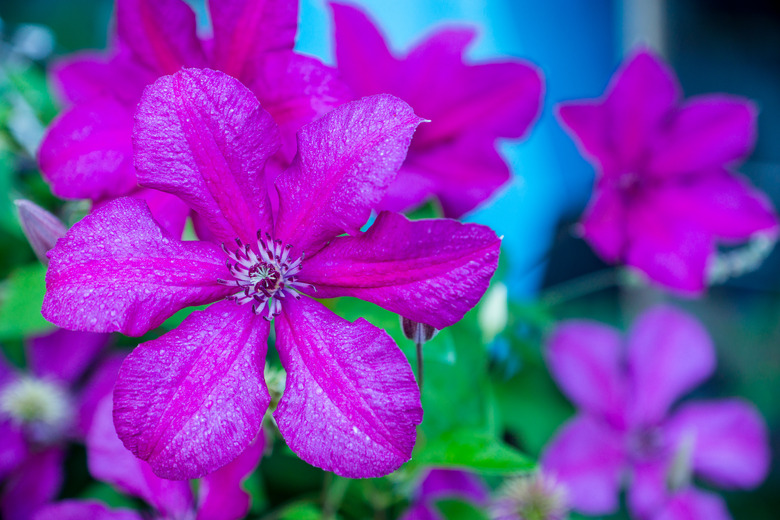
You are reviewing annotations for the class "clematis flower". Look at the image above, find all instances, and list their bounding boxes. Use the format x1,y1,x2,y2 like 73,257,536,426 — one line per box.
541,305,769,519
42,68,501,480
330,2,543,218
33,394,264,520
39,0,348,237
400,469,489,520
0,328,117,520
558,49,778,294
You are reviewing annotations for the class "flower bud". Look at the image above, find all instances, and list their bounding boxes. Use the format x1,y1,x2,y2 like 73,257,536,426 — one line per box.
401,317,437,344
15,199,67,265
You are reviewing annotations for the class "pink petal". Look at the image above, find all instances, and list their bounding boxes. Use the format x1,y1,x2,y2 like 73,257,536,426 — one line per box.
545,321,626,426
133,68,279,245
88,396,194,516
604,49,680,168
116,0,206,75
33,501,143,520
665,399,769,488
127,188,191,239
541,415,625,515
376,164,438,215
580,186,626,262
556,102,617,174
301,211,499,329
209,0,297,83
113,300,270,480
75,354,126,438
274,94,422,256
628,459,670,520
39,97,137,201
654,489,732,520
331,2,400,97
196,433,265,520
274,297,422,478
626,306,714,427
27,329,109,383
649,96,757,176
1,448,64,520
400,503,440,520
418,469,489,505
0,421,26,480
43,197,231,336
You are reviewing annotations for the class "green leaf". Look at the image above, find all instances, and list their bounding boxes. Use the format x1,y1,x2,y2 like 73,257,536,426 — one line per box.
79,482,139,510
413,429,535,474
0,262,54,340
435,498,491,520
277,502,324,520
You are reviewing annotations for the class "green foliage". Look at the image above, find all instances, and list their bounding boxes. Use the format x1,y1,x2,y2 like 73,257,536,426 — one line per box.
435,498,491,520
412,429,534,474
0,262,53,340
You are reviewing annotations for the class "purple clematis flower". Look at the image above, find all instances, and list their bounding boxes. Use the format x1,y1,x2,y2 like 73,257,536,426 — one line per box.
558,49,778,294
330,2,543,218
541,305,769,519
40,0,347,237
0,328,117,520
33,394,264,520
400,469,489,520
42,68,501,480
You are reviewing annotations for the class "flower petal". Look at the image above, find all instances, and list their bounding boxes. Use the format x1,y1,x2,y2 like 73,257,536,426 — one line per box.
541,415,625,515
274,94,422,256
301,211,499,329
75,354,126,438
665,399,769,488
654,489,732,520
580,186,626,262
27,329,108,383
39,97,137,201
0,421,26,480
545,321,626,426
1,448,64,520
400,503,440,520
126,188,191,239
88,396,194,516
628,459,670,520
626,306,715,427
649,96,756,176
418,469,489,504
209,0,297,83
134,68,279,245
33,501,143,520
43,197,231,336
113,300,270,480
557,102,617,175
116,0,206,75
196,433,265,520
274,297,422,478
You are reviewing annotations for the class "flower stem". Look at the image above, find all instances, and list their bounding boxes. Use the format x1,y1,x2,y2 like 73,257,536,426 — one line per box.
541,268,621,307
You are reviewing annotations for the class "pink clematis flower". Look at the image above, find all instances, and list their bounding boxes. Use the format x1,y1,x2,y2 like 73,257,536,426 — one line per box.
541,305,769,519
0,329,117,520
558,49,778,294
42,68,501,480
331,2,543,218
40,0,348,237
33,395,264,520
400,469,489,520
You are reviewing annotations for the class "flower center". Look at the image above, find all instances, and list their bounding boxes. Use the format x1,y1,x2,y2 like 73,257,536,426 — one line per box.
493,472,569,520
0,377,72,442
219,231,313,320
627,426,665,461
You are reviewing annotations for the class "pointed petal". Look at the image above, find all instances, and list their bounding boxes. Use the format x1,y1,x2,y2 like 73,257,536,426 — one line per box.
127,188,192,239
39,97,137,201
196,433,265,520
654,489,732,520
88,396,194,516
0,421,26,480
275,94,423,255
418,469,489,504
301,211,499,329
116,0,206,75
134,68,279,245
113,300,270,480
626,306,714,427
649,96,756,176
331,2,399,96
556,102,618,175
545,321,626,426
580,186,626,262
627,459,670,520
27,329,109,383
1,448,64,520
75,354,126,438
209,0,297,83
33,501,144,520
43,197,231,336
541,415,625,515
665,399,769,488
15,199,67,266
400,503,440,520
274,297,422,478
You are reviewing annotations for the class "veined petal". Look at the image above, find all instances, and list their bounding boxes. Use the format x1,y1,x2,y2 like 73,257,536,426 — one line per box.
27,329,109,383
75,354,126,438
274,297,422,478
43,197,231,336
88,396,194,517
626,306,715,427
418,469,489,504
654,489,732,520
196,433,265,520
113,300,270,480
580,186,626,263
134,68,279,245
301,211,499,329
541,415,625,515
1,448,64,520
33,501,144,520
557,102,617,175
665,399,769,488
274,94,422,256
0,421,26,480
209,0,297,83
127,188,191,239
116,0,206,75
39,97,137,201
545,321,626,426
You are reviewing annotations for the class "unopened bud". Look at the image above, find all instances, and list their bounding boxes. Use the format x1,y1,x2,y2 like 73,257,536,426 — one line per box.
491,472,569,520
401,317,437,344
478,282,508,344
15,199,67,266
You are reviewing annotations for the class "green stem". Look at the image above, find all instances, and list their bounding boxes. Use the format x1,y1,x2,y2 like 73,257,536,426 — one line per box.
540,268,621,307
